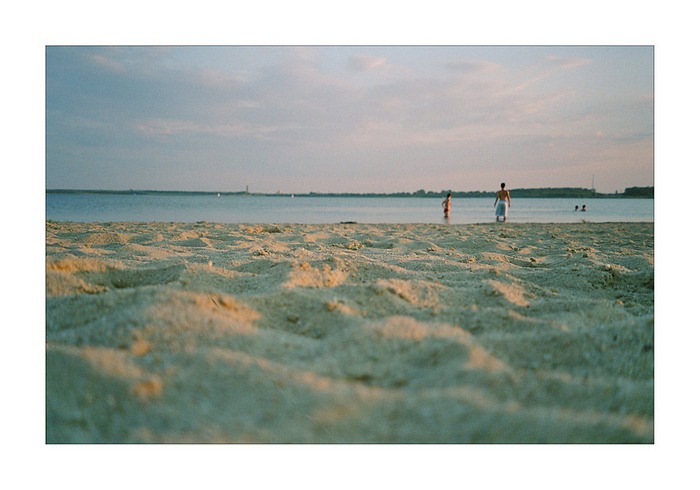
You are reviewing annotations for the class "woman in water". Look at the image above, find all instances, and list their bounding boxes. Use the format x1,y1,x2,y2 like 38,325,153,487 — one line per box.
442,193,452,218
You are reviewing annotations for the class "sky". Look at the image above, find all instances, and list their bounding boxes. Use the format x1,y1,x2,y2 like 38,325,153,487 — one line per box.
9,0,700,485
45,45,652,194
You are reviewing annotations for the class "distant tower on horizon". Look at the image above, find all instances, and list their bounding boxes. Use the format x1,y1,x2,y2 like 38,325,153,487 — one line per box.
591,174,596,193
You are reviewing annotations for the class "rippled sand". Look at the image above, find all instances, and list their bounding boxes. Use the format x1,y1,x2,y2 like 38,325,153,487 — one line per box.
46,221,653,443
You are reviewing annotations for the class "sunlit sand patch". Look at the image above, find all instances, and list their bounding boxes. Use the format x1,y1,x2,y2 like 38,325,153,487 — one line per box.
46,258,116,296
47,259,186,293
284,261,348,288
131,377,164,399
81,345,146,378
47,257,114,273
365,315,470,343
476,251,515,267
324,299,362,316
46,270,108,296
302,231,330,243
463,343,510,373
373,278,444,306
484,279,533,307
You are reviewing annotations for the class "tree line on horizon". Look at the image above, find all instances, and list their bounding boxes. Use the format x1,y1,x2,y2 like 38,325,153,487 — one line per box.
303,186,653,198
47,186,653,198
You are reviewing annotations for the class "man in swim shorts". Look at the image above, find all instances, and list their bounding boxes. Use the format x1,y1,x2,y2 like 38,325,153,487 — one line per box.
494,182,511,222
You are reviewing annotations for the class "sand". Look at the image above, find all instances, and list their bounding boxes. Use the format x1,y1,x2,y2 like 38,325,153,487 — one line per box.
45,220,653,443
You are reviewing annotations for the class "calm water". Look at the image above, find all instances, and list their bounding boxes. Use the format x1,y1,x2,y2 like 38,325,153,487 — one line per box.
46,193,653,224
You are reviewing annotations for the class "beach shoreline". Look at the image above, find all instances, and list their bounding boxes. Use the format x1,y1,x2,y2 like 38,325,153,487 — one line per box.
46,221,654,443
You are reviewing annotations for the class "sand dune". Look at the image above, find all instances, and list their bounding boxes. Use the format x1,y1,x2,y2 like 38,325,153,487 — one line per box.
46,221,653,443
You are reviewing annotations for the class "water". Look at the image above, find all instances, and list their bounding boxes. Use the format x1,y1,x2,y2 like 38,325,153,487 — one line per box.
46,193,653,224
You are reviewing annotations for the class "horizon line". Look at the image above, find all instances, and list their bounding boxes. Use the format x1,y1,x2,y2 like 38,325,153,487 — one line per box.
46,185,652,195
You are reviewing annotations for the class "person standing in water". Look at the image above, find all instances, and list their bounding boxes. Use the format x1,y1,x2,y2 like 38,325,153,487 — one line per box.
442,193,452,219
494,183,511,222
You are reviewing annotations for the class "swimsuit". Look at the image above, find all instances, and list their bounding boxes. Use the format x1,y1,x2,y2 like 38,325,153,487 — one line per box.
495,200,508,218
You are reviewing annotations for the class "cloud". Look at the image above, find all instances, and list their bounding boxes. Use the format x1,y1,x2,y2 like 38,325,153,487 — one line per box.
543,55,592,70
84,53,127,74
444,59,501,74
51,47,532,151
133,118,297,141
348,54,389,72
508,54,592,94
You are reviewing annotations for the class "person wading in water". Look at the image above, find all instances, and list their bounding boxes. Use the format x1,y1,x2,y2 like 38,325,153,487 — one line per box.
494,183,511,222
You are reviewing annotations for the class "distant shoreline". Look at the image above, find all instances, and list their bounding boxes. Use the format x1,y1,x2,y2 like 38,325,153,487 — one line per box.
46,186,654,199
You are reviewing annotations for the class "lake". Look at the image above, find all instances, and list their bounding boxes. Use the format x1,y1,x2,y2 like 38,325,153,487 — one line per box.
46,193,653,224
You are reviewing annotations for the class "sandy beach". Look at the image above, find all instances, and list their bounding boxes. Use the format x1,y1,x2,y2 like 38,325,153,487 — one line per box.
45,220,653,443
